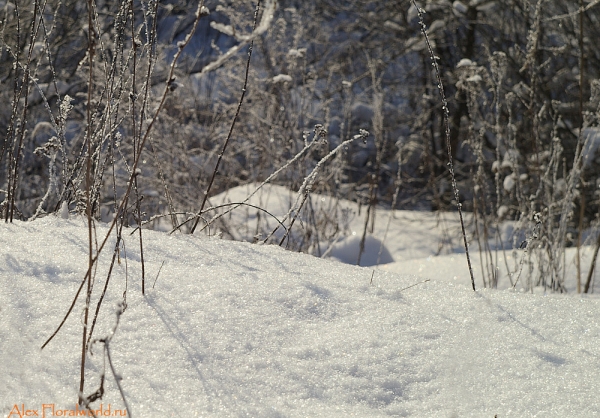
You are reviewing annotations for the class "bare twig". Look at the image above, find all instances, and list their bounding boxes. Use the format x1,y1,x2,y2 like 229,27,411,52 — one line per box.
87,303,131,416
400,279,431,292
80,0,96,403
43,0,208,352
152,260,165,290
412,0,476,291
263,129,369,244
190,0,267,234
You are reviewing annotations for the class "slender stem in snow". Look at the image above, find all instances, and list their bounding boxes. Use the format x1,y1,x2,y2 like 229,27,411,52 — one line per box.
190,0,264,234
411,0,476,290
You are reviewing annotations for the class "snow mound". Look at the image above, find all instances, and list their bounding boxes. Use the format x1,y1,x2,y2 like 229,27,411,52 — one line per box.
328,234,394,266
2,217,600,416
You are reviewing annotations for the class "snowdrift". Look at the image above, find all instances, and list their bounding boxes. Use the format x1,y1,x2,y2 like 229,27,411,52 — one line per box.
2,217,600,417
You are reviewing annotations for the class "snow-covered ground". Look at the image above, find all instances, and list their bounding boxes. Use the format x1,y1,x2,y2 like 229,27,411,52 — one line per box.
3,186,600,417
206,184,598,293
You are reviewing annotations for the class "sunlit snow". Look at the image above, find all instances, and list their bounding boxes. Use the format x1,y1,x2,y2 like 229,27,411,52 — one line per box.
2,187,600,417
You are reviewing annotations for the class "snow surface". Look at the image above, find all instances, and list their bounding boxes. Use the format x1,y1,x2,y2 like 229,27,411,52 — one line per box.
3,194,600,416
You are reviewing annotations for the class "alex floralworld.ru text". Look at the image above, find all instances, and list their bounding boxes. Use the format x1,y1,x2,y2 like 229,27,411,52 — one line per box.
7,404,127,417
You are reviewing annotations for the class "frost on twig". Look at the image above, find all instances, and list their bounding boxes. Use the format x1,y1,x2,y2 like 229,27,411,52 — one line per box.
197,0,275,76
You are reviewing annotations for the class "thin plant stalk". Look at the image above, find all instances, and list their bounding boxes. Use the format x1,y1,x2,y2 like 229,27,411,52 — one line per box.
376,152,402,267
190,0,264,234
80,0,96,404
188,127,323,235
263,130,369,244
576,0,585,293
42,0,208,352
411,0,476,290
